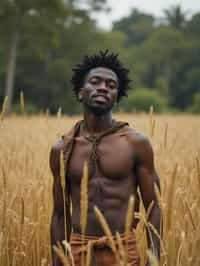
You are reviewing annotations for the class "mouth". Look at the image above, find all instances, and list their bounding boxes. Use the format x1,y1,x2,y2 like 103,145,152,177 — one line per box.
92,95,109,103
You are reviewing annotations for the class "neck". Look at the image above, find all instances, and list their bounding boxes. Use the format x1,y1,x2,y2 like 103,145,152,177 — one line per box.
83,110,113,134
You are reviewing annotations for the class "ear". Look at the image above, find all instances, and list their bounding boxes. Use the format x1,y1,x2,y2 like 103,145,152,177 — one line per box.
78,90,83,102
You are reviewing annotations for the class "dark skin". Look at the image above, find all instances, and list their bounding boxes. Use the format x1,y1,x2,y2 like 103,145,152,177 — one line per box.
50,67,161,266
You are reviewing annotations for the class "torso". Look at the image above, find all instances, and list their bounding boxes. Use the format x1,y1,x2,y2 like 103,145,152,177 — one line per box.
65,124,140,236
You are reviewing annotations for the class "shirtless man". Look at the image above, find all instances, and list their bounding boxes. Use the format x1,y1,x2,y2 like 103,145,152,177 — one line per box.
50,51,160,266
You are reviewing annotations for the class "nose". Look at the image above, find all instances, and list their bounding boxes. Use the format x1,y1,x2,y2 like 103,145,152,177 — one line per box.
97,81,108,93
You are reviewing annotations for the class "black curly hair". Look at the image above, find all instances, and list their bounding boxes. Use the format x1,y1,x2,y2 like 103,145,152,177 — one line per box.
71,50,131,102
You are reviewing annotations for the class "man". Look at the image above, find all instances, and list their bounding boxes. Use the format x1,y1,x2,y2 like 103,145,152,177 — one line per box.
50,50,161,266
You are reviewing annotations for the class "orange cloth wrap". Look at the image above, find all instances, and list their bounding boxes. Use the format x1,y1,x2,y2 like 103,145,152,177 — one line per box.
70,231,140,266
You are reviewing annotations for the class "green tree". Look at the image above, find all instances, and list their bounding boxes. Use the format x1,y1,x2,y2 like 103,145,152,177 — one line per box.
185,12,200,39
188,92,200,113
141,27,185,106
113,8,154,46
121,88,167,113
0,0,109,113
0,0,67,113
163,5,187,30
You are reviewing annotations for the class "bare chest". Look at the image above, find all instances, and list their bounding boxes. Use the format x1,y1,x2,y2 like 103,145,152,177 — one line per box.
67,134,135,182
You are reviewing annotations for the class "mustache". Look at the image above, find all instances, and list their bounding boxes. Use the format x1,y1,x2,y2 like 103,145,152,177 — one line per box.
92,94,110,101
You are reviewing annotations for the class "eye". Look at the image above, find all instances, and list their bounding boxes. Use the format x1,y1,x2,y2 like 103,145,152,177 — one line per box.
108,82,117,90
90,78,100,84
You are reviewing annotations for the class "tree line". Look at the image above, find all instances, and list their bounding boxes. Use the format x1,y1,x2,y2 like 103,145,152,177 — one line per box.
0,1,200,114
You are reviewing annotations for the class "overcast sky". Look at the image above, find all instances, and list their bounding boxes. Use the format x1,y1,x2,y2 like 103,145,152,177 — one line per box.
95,0,200,29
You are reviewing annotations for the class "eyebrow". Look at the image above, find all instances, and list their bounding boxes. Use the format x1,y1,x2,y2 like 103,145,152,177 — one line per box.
88,74,118,84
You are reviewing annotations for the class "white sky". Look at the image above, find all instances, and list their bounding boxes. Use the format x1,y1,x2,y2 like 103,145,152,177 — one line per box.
95,0,200,29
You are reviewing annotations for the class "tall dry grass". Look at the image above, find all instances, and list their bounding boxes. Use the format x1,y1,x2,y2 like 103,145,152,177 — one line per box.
0,112,200,265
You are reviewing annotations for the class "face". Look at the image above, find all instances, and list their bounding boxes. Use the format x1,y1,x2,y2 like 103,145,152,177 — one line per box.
79,67,119,115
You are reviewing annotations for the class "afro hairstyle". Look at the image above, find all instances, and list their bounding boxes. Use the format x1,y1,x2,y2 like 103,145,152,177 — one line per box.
71,50,131,102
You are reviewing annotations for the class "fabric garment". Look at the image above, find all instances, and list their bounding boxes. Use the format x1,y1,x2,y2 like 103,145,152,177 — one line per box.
62,119,129,173
69,232,140,266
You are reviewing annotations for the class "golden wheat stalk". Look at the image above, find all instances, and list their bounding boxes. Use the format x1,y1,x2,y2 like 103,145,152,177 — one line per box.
53,242,71,266
94,206,121,264
125,195,135,236
0,96,8,121
57,107,62,118
176,240,184,266
196,158,200,188
86,241,93,266
20,197,25,226
146,200,155,222
20,91,25,114
150,105,154,125
18,197,25,253
147,249,159,266
2,165,6,191
166,163,178,232
80,162,89,266
149,105,156,138
164,123,168,149
154,184,163,212
124,195,135,264
60,150,65,189
60,150,67,242
0,232,3,258
62,240,75,266
147,221,167,257
116,232,125,264
80,162,89,235
94,206,116,252
134,210,156,259
184,199,196,230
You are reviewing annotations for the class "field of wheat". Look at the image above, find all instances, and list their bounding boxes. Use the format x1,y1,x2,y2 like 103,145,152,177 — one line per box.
0,113,200,266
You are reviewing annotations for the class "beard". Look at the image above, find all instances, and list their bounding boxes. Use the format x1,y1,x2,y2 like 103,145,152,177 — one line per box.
84,102,114,116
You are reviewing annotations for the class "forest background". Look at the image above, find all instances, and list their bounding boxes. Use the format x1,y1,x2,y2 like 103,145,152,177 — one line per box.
0,0,200,114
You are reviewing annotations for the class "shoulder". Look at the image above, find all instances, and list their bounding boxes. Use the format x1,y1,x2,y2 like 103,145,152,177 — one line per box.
49,126,73,165
49,139,65,172
122,125,153,157
50,121,79,155
50,139,64,159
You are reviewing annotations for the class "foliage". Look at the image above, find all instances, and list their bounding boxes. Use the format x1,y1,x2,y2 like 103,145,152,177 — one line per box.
0,3,199,114
163,5,188,30
113,8,154,46
188,92,200,113
120,88,167,113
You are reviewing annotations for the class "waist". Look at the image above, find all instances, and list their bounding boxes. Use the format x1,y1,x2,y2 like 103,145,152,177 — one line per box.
70,230,137,248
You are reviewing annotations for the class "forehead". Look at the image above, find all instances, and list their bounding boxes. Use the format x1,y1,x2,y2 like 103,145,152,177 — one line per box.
86,67,118,82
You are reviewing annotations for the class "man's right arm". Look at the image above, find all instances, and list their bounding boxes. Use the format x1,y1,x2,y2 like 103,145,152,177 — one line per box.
49,141,70,266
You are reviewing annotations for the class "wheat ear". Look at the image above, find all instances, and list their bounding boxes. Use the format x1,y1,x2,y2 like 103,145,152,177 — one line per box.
149,105,156,138
80,162,89,266
94,206,121,264
80,162,89,235
124,195,135,265
53,242,71,266
147,249,159,266
60,150,67,242
57,107,62,118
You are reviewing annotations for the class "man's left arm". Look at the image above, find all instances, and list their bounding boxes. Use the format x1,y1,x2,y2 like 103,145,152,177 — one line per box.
136,135,161,262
